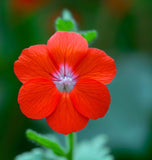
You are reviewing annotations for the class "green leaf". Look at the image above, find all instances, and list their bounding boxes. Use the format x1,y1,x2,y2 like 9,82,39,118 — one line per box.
75,135,114,160
55,18,74,31
55,9,77,32
26,129,66,157
55,10,98,44
15,148,66,160
80,30,97,43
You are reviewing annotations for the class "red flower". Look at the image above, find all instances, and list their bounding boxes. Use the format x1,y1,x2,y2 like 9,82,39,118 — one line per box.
14,31,116,134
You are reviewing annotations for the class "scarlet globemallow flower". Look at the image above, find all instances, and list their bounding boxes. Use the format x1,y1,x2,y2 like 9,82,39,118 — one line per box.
14,31,116,134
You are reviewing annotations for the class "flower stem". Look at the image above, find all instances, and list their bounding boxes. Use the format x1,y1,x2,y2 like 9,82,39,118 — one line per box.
66,133,74,160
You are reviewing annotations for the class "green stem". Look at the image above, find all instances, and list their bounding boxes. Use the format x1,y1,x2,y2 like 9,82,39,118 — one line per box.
66,133,74,160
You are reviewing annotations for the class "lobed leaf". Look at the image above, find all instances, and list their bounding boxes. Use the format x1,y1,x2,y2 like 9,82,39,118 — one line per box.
15,148,66,160
55,9,77,32
75,135,114,160
80,30,98,43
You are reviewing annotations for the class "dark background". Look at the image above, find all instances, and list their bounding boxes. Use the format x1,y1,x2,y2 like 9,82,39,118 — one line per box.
0,0,152,159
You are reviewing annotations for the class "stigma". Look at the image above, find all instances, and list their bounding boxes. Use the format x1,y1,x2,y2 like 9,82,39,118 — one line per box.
52,64,77,92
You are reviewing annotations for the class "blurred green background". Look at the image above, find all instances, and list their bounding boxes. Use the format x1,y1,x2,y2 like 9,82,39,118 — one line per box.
0,0,152,159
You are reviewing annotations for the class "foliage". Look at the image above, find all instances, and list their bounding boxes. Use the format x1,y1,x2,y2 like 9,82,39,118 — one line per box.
80,30,97,43
75,135,114,160
15,130,114,160
55,9,77,32
55,9,97,43
15,148,66,160
26,130,66,157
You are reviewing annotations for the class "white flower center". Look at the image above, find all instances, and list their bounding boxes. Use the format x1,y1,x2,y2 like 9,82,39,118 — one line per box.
52,64,77,92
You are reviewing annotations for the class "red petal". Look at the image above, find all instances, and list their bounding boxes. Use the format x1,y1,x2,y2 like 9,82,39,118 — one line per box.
46,93,89,134
18,78,61,119
14,45,56,83
47,31,88,68
70,79,111,119
74,48,117,85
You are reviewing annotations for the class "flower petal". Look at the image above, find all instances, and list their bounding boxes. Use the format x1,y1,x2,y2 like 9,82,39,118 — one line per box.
47,31,88,68
74,48,117,85
46,93,89,135
18,78,61,119
14,45,56,83
70,79,111,119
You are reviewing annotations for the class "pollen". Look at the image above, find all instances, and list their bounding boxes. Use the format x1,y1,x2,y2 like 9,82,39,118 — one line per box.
52,64,77,92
